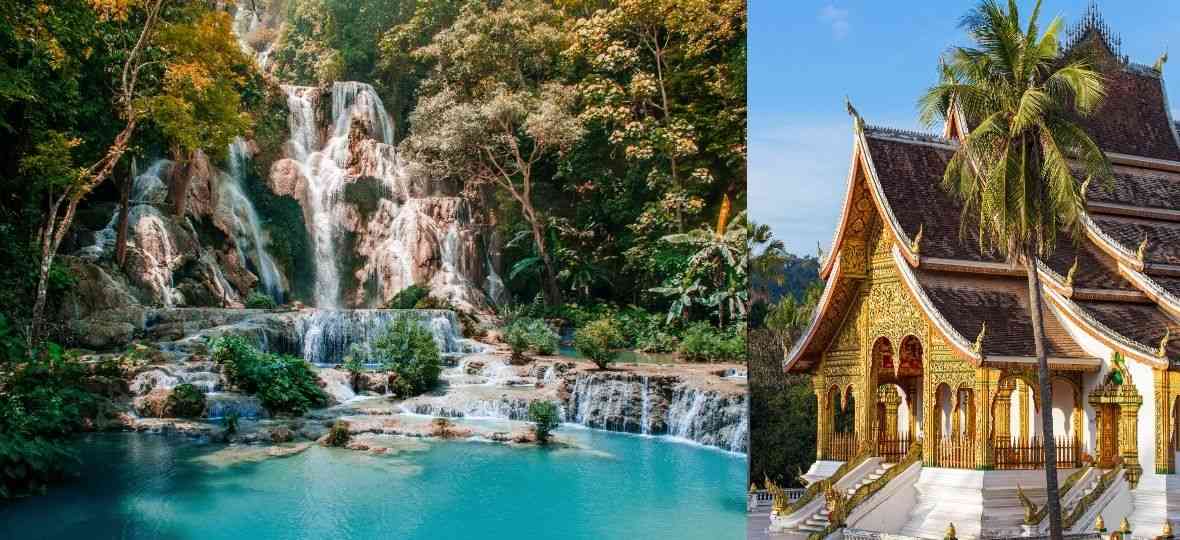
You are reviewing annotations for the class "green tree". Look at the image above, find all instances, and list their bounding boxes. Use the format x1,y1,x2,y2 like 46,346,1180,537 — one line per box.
401,0,583,307
146,8,252,218
573,318,624,369
527,400,561,444
652,196,746,325
917,2,1111,537
371,316,442,397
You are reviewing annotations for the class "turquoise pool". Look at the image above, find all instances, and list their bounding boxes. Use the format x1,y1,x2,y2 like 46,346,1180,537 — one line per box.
0,426,746,539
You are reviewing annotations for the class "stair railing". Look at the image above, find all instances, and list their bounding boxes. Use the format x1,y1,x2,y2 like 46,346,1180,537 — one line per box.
807,441,924,540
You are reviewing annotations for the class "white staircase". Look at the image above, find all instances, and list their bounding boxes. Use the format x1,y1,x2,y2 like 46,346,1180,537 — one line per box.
781,462,896,536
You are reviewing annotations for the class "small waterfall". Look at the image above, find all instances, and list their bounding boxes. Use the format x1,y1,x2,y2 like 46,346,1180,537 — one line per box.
564,372,748,453
231,2,274,69
221,138,286,302
640,376,652,435
81,159,172,261
295,309,484,365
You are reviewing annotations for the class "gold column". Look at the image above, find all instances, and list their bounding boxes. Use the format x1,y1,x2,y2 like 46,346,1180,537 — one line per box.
815,383,830,460
951,392,962,438
1155,369,1172,474
924,378,937,465
1019,381,1031,443
1120,401,1143,485
975,368,997,470
857,381,877,454
907,380,919,441
881,386,902,440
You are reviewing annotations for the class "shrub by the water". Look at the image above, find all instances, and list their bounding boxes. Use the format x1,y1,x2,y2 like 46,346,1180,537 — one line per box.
210,336,328,415
0,324,102,498
677,323,745,363
527,401,561,444
165,384,206,418
385,284,429,309
574,318,624,369
244,291,277,309
503,317,559,360
325,420,351,447
371,316,441,397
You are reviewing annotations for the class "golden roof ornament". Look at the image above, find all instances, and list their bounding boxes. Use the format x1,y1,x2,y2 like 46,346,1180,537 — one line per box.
911,224,924,255
749,482,757,494
1120,516,1132,534
944,522,957,540
1159,328,1171,358
1081,177,1092,203
1138,236,1149,263
1066,257,1079,289
1096,514,1106,532
845,96,864,132
973,323,987,354
1163,518,1173,538
1156,49,1169,72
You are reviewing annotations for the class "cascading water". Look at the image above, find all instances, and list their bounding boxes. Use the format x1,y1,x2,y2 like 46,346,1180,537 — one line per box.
296,309,484,366
564,372,749,453
221,138,286,302
281,82,399,308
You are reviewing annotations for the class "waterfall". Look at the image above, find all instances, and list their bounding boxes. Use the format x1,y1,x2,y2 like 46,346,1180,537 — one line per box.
295,309,485,365
81,159,172,261
640,376,652,435
564,372,749,453
221,138,286,302
281,82,402,308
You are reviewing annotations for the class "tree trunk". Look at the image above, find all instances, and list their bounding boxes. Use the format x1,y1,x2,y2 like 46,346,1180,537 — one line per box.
1026,244,1063,540
115,172,132,265
529,218,562,306
169,149,191,218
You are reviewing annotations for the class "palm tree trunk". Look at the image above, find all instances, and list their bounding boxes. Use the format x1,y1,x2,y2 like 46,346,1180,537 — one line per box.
1026,244,1063,540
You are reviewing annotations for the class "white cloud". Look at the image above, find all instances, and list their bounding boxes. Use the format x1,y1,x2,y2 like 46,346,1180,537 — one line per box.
819,4,850,40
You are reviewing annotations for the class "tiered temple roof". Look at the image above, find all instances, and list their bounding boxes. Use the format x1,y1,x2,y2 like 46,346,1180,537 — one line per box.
786,14,1180,375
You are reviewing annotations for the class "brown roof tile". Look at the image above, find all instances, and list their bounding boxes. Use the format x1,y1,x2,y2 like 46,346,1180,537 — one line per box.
1071,66,1180,162
864,134,1004,263
1091,216,1180,265
1042,235,1136,291
914,269,1087,358
1074,300,1180,358
1085,165,1180,211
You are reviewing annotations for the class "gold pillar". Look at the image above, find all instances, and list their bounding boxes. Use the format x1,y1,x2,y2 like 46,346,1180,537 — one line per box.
924,378,937,465
951,392,962,438
1120,401,1143,485
815,380,830,460
880,386,902,440
857,381,877,454
907,380,919,441
975,368,997,470
1156,369,1173,474
1019,381,1031,443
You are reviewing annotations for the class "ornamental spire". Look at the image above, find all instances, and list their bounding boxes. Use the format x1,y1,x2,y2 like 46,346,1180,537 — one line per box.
845,96,864,132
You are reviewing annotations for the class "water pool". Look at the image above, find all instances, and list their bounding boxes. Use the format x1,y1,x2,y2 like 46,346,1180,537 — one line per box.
0,426,746,539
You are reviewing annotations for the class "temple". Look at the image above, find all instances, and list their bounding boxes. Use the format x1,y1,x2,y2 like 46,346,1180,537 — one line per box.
769,7,1180,540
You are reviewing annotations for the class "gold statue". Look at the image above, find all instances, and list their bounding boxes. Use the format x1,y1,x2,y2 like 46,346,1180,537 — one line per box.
1163,518,1173,538
1096,514,1106,532
944,522,957,540
1120,516,1132,534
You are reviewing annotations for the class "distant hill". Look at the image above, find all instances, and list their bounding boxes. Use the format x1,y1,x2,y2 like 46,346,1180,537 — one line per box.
751,253,820,304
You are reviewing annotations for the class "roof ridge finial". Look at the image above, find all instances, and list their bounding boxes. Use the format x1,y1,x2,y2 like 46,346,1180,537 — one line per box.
1156,48,1169,73
845,95,864,132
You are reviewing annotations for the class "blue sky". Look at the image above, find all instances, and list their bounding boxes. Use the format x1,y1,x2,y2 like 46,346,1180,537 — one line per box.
749,0,1180,256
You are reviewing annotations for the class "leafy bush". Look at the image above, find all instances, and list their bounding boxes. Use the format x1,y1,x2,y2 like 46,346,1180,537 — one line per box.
0,328,101,498
245,291,277,309
617,308,679,352
325,420,351,447
385,284,429,309
527,401,561,444
574,318,625,369
371,316,441,397
165,384,206,418
210,336,328,415
503,317,559,360
677,323,745,363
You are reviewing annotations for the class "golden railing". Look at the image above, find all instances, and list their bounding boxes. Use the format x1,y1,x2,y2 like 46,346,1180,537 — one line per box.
995,436,1080,470
876,434,911,464
934,436,976,469
826,432,858,461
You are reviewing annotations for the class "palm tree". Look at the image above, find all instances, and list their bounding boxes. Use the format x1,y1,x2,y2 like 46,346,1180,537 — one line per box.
749,220,788,305
918,2,1112,538
655,195,748,326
